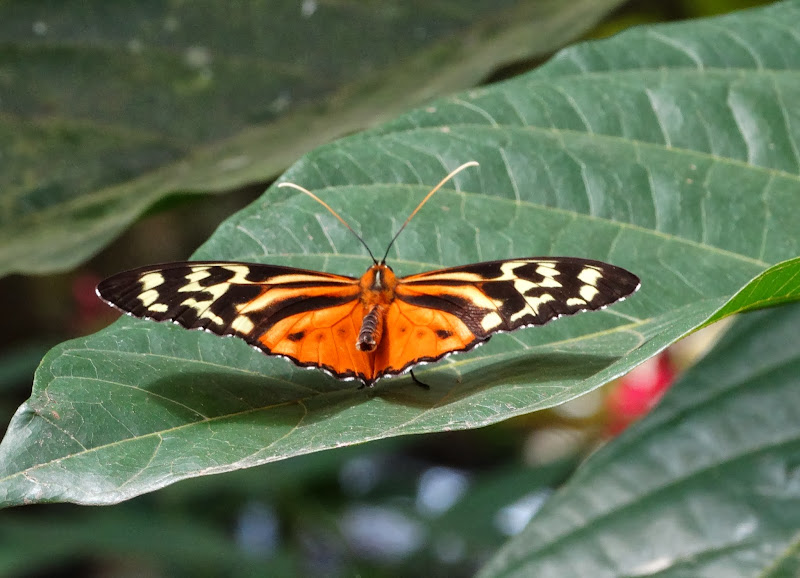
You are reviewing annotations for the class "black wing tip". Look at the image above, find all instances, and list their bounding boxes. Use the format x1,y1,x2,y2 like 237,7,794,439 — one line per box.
606,267,641,299
95,278,131,313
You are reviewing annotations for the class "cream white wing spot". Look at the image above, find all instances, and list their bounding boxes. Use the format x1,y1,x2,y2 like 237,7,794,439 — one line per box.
179,267,213,291
495,261,529,281
201,310,226,326
138,289,160,307
510,293,554,323
577,267,603,286
148,303,169,313
580,284,600,302
185,282,230,302
186,268,211,282
480,311,503,332
223,265,256,284
180,297,225,326
566,297,587,307
178,282,232,327
139,272,165,291
497,261,565,292
513,278,538,295
535,264,560,279
537,275,562,288
180,266,254,293
230,315,256,334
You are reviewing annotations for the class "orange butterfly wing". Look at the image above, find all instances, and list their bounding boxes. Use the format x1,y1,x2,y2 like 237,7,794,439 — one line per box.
370,299,477,380
96,261,374,383
254,299,374,382
365,257,641,382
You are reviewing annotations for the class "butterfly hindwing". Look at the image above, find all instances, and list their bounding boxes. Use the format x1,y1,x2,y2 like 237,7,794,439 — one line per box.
371,299,480,381
253,299,372,382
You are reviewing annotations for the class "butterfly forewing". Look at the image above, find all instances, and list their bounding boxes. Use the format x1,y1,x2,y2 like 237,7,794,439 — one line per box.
397,257,640,340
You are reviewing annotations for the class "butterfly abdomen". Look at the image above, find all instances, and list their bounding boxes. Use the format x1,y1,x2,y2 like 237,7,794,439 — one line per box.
357,305,384,352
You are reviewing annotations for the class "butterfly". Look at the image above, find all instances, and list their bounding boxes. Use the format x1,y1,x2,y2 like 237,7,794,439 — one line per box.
97,162,640,388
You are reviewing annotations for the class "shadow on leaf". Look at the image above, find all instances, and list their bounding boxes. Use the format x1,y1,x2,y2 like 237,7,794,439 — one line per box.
376,351,620,409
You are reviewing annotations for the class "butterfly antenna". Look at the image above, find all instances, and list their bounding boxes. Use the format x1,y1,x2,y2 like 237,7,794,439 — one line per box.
278,182,378,264
381,161,479,263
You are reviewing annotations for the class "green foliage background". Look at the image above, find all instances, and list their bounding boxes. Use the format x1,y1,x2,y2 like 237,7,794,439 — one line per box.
1,1,798,576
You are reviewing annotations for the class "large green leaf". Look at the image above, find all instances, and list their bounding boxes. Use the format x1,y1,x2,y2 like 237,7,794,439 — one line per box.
1,2,799,506
479,301,800,578
0,0,624,277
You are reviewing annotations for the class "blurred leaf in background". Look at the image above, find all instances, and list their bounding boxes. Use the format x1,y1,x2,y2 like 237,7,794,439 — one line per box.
0,0,627,277
480,302,800,577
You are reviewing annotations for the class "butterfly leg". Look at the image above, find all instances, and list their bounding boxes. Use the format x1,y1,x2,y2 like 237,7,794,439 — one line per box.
409,370,430,390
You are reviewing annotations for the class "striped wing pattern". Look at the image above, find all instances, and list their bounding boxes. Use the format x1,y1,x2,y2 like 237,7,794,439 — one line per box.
396,257,640,344
97,257,640,386
96,261,368,378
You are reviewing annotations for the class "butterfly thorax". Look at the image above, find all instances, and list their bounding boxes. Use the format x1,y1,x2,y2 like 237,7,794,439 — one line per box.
356,264,398,352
